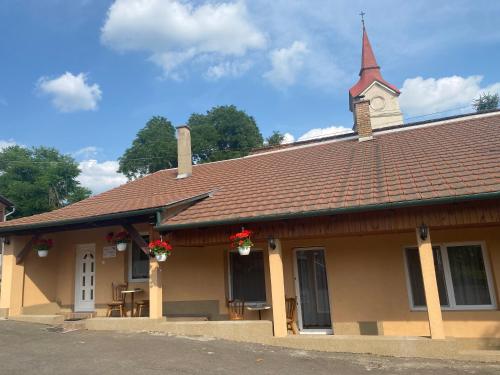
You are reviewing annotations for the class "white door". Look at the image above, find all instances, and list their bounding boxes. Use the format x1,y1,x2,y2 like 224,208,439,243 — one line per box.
293,248,332,334
74,244,96,312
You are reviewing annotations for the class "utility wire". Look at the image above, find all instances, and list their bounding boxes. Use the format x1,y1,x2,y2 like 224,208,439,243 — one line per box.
0,106,492,165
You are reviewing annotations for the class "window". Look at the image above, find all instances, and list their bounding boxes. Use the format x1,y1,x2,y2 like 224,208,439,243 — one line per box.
404,243,496,310
128,235,149,282
229,250,266,303
405,246,449,307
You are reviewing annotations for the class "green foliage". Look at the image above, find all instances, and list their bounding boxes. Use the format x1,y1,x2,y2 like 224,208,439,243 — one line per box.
117,107,264,178
473,92,499,112
189,105,264,163
266,131,285,146
118,116,178,179
0,145,91,219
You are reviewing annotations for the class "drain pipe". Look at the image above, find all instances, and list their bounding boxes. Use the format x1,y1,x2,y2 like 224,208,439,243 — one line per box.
1,206,15,277
4,206,15,220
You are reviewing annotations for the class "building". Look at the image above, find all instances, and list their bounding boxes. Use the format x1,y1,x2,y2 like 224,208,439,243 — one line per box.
0,24,499,341
0,195,14,277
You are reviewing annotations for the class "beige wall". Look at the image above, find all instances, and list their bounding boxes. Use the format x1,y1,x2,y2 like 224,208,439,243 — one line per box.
281,225,500,338
20,226,271,320
17,223,500,338
360,82,404,129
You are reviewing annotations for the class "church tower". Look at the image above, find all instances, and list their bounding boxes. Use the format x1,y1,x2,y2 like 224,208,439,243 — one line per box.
349,19,403,129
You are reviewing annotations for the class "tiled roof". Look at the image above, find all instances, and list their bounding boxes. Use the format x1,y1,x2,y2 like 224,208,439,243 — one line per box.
0,112,499,231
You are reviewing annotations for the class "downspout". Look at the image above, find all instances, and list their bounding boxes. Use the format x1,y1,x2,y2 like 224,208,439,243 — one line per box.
5,206,15,220
1,206,15,279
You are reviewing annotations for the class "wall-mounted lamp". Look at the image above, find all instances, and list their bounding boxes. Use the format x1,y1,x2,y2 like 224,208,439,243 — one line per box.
419,223,429,241
1,236,9,245
268,237,277,250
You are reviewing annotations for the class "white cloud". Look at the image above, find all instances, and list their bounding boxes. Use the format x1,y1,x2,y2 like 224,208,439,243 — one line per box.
264,41,309,88
72,146,101,160
37,72,102,112
205,60,252,80
77,160,127,194
400,75,500,117
101,0,266,78
298,126,352,141
282,132,295,144
0,139,17,150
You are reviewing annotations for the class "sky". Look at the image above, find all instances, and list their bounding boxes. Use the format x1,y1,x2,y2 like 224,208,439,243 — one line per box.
1,0,500,194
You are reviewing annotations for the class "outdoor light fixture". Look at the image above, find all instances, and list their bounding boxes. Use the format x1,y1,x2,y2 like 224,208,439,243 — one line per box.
268,237,277,250
419,223,429,241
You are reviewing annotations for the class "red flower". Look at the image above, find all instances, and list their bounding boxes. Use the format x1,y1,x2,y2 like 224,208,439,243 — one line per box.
148,239,173,255
229,229,254,249
33,238,54,251
106,232,114,243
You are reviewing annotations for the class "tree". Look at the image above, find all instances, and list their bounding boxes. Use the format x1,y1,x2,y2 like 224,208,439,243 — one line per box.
189,105,264,163
118,116,178,179
0,145,91,219
473,92,499,112
266,131,285,146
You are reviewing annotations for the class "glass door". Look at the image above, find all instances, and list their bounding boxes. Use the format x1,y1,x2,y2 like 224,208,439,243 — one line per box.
294,248,332,332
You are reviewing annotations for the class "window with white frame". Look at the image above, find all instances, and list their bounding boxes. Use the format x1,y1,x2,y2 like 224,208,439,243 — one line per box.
128,235,149,282
229,250,266,303
404,243,496,310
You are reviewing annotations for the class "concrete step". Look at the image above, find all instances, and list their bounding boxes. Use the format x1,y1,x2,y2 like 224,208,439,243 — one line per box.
64,312,95,320
9,315,65,325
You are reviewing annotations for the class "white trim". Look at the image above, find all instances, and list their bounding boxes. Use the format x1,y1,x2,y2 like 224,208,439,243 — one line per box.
74,243,96,312
403,241,497,311
128,232,149,283
360,80,399,96
293,247,332,333
227,248,266,304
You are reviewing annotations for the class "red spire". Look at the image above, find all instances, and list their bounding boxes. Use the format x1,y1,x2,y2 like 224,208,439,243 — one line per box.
349,23,400,98
359,25,379,75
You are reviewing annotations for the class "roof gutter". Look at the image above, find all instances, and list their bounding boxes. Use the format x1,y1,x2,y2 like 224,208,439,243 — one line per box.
0,190,214,236
156,191,500,231
0,207,161,235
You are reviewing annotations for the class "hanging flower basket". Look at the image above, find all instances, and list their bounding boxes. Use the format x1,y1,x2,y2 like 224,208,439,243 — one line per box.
33,238,53,258
230,229,254,256
116,242,128,251
148,240,173,262
106,231,130,252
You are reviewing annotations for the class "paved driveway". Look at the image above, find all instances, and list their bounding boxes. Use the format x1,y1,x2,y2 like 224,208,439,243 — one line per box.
0,320,499,374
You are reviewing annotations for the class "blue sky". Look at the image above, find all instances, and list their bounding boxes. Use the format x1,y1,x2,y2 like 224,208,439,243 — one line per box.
1,0,500,193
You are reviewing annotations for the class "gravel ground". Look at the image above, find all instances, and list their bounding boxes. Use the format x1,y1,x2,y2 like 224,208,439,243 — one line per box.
0,320,499,375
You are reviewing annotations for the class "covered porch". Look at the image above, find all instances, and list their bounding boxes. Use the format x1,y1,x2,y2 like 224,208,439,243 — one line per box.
1,198,500,340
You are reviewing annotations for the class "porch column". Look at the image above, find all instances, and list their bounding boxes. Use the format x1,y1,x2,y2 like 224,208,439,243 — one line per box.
416,226,445,339
268,239,287,337
0,236,26,317
149,258,163,319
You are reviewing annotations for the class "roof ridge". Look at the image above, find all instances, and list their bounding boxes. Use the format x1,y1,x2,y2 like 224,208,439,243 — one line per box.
251,109,500,156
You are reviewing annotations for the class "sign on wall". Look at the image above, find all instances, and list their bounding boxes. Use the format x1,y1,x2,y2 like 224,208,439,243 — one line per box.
102,246,117,259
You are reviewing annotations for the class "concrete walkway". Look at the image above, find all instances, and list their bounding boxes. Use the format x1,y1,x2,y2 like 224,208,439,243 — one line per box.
8,315,500,362
1,320,500,375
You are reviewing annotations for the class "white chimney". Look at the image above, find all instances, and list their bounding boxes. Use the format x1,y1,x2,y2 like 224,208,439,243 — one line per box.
176,125,192,179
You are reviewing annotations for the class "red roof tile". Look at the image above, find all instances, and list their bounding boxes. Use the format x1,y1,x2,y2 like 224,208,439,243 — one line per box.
1,112,500,231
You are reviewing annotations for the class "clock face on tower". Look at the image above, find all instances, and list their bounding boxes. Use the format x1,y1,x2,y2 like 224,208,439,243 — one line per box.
370,96,386,111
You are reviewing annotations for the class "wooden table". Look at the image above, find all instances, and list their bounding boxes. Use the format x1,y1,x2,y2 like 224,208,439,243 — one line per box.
121,288,144,317
246,303,271,320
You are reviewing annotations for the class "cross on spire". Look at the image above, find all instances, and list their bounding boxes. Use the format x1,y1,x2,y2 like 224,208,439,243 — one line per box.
359,11,366,28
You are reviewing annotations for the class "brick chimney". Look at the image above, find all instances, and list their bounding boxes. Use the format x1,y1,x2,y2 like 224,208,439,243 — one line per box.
353,98,373,142
176,125,192,179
